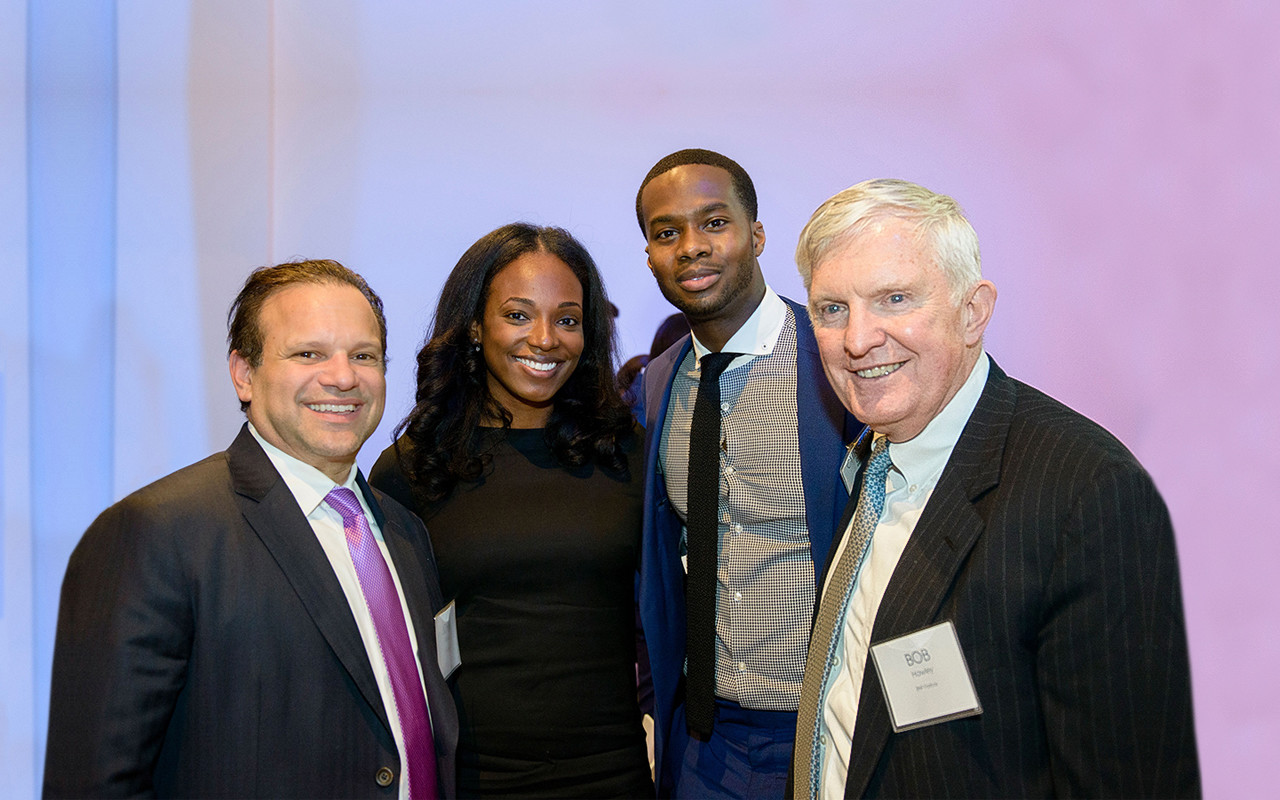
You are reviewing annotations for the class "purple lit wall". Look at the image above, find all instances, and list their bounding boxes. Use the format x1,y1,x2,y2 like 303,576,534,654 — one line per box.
4,2,1276,796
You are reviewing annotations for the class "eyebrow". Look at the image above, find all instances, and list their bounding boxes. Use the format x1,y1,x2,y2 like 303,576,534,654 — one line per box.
647,201,732,229
502,297,583,310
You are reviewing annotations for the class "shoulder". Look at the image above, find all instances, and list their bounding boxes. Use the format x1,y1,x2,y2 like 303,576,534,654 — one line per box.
640,335,691,425
107,450,237,525
980,371,1162,516
779,294,811,331
778,293,808,317
645,333,690,382
69,450,239,573
369,438,412,495
368,436,439,518
368,479,427,534
1005,376,1143,472
780,294,825,366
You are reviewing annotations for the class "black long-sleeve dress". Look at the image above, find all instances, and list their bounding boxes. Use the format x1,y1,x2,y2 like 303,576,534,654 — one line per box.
370,426,652,799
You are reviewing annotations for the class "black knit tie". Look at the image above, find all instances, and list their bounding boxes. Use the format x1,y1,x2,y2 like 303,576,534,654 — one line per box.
684,351,739,738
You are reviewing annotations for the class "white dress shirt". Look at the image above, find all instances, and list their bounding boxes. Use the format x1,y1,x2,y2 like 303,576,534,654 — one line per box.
818,353,990,799
250,424,428,800
687,284,788,368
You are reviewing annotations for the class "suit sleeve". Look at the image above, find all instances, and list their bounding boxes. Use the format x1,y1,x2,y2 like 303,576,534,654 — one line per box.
44,500,193,798
1036,462,1200,797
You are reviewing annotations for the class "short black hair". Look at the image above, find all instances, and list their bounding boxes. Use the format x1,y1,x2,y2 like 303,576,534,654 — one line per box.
635,148,758,234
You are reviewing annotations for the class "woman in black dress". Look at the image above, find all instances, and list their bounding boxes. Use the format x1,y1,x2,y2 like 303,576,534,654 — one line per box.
370,223,651,798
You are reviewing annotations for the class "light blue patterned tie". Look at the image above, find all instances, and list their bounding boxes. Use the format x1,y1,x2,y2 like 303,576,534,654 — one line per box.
794,435,892,800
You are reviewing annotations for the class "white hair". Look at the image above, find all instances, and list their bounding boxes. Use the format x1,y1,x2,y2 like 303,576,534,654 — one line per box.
795,178,981,304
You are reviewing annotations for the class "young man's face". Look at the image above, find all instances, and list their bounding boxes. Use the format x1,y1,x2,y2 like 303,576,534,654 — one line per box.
640,163,766,326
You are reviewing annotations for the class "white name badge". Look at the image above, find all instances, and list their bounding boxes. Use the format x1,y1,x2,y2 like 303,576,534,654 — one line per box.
869,620,981,732
434,600,461,680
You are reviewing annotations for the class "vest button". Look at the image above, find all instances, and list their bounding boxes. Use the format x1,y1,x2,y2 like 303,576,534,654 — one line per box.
375,766,395,787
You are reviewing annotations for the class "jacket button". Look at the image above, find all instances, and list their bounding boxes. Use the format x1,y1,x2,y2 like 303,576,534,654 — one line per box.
375,767,395,787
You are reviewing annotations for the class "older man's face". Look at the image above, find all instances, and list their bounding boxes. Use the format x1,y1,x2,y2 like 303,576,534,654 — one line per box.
808,217,993,443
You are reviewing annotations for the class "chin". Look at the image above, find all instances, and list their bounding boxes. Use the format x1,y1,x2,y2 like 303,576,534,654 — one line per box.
846,400,902,435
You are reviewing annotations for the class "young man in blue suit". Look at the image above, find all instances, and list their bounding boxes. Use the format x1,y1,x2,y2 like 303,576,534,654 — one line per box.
635,149,860,798
45,261,458,799
792,179,1199,798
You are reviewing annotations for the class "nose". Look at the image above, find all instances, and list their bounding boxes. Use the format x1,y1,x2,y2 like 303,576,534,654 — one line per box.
527,317,558,352
320,354,359,391
843,305,885,359
677,229,711,261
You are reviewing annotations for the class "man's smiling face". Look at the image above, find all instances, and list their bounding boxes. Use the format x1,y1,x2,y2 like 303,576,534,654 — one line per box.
640,163,766,327
808,216,992,443
230,281,386,481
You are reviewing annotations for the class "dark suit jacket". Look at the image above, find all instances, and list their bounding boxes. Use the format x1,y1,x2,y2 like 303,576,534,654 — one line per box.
831,360,1199,798
636,296,861,788
44,425,459,799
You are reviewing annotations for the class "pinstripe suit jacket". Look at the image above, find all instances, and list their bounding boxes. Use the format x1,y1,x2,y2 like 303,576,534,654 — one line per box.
835,360,1199,798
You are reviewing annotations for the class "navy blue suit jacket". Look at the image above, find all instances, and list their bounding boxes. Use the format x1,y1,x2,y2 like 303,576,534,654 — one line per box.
636,296,860,787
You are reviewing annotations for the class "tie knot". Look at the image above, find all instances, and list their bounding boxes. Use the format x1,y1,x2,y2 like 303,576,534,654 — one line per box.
698,351,739,384
865,435,893,479
325,486,363,521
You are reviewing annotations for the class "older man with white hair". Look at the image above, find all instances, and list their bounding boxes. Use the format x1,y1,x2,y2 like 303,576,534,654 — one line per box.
790,179,1199,798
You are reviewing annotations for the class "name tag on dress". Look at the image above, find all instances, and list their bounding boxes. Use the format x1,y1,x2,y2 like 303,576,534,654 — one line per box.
434,600,461,680
869,620,982,732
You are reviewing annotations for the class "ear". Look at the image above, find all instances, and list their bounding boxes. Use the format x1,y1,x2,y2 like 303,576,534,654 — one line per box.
644,245,656,276
229,350,254,405
469,321,481,343
962,280,997,346
752,220,766,257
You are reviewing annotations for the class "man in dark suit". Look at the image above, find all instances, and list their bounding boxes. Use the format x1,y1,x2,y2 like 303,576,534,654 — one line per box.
635,149,859,798
44,260,458,798
790,179,1199,798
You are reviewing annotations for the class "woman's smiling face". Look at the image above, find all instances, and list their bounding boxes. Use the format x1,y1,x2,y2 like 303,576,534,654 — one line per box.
472,250,586,428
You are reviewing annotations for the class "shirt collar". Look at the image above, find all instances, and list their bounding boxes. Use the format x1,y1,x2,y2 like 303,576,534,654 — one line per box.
883,351,990,489
248,422,359,516
689,285,787,367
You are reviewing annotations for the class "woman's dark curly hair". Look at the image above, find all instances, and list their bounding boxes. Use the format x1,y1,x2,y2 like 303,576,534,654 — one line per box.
394,222,635,501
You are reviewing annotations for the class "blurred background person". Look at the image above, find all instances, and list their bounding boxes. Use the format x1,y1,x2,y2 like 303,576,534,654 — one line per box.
370,223,652,799
618,312,690,409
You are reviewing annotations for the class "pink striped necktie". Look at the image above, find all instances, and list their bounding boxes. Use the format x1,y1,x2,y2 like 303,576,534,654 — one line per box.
326,486,438,800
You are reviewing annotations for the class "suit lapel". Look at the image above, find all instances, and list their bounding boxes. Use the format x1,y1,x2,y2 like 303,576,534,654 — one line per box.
842,361,1015,798
638,336,692,773
642,335,691,585
226,426,392,733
